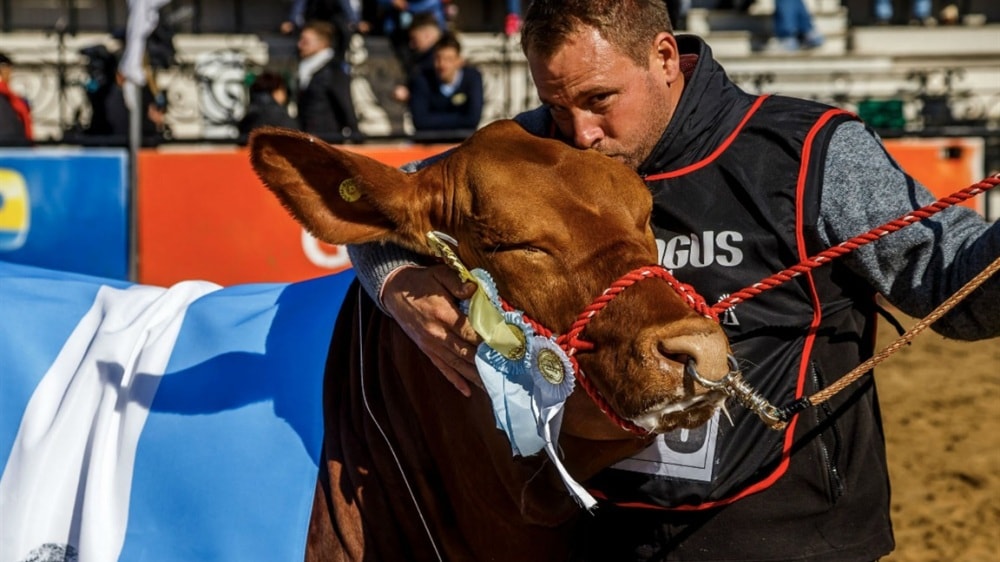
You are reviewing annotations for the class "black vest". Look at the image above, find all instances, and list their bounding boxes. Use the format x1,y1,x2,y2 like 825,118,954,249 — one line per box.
588,96,889,514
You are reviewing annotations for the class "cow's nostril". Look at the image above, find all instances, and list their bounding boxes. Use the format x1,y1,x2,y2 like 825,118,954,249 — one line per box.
654,345,691,369
653,329,731,386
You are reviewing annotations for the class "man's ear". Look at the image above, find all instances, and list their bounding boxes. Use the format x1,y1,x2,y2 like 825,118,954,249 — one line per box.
248,127,442,253
651,31,681,83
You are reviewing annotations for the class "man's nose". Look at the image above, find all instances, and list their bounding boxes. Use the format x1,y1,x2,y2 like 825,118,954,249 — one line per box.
572,113,604,149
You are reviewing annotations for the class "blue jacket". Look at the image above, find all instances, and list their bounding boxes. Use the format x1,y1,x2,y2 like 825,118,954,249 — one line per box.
408,65,484,134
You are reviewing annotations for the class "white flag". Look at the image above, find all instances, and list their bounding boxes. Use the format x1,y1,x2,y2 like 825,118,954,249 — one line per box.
119,0,172,85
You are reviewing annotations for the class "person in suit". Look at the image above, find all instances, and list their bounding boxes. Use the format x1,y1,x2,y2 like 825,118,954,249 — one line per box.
378,0,448,67
391,12,443,104
0,52,32,146
282,0,365,65
238,71,297,145
296,20,361,141
407,32,483,139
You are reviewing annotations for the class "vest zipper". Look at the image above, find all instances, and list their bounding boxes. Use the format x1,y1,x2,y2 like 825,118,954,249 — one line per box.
810,362,845,501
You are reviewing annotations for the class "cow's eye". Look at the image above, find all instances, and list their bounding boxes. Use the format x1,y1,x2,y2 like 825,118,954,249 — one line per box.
489,243,542,256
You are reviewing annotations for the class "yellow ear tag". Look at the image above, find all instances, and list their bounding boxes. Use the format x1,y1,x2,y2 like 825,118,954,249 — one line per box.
339,178,361,202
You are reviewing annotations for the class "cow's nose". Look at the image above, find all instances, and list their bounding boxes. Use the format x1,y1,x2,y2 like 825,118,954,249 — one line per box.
654,323,730,386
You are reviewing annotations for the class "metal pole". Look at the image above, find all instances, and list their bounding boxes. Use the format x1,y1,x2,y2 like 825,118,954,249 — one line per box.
127,82,141,282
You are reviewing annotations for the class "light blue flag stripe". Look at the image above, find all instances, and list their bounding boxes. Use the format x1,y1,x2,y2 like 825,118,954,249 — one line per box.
0,261,355,561
122,275,353,561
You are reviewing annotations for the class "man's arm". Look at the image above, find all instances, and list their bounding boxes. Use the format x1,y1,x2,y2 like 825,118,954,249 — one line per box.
819,121,999,340
326,66,359,135
407,72,443,131
346,242,481,395
346,110,556,395
345,152,481,395
345,241,424,308
456,66,485,130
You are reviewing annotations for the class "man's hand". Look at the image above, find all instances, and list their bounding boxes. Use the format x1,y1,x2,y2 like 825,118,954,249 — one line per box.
382,265,481,397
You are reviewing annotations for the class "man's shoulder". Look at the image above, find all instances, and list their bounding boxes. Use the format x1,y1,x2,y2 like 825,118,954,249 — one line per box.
459,67,483,90
315,60,349,81
409,68,436,92
762,94,843,116
513,106,552,138
463,65,483,80
0,94,17,113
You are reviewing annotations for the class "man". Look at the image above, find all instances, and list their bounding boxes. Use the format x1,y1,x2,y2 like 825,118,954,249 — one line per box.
390,12,443,104
296,20,360,141
237,71,297,145
379,0,448,66
281,0,364,65
0,52,32,145
407,32,483,137
347,1,999,560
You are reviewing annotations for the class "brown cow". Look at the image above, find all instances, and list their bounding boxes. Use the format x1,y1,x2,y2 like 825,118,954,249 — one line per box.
249,120,732,561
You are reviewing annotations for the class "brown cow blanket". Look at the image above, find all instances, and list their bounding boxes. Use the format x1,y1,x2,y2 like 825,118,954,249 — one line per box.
311,280,584,560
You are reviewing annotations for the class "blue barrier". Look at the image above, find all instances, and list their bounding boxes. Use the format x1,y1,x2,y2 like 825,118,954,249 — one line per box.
0,148,129,280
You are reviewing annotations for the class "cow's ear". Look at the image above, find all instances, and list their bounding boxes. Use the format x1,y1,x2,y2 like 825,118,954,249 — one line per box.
249,127,439,252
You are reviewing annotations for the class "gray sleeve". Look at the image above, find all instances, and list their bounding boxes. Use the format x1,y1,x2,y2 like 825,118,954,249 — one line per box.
346,242,429,312
818,121,999,340
345,157,440,312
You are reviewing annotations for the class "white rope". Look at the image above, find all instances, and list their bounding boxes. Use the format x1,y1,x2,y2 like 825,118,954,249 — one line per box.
356,286,443,560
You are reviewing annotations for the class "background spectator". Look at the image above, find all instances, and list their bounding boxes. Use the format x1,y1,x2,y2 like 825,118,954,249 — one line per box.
875,0,934,25
408,32,482,139
391,12,443,103
282,0,363,65
766,0,824,51
380,0,448,67
238,71,297,145
665,0,691,30
72,44,165,146
505,0,521,36
0,52,32,146
296,20,361,141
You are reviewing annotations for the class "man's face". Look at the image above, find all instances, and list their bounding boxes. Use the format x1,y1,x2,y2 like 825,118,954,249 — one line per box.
410,25,442,54
434,47,462,85
528,27,682,171
298,29,328,59
0,64,11,83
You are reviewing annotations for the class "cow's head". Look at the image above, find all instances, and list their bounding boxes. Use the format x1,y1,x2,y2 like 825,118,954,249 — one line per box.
249,121,731,440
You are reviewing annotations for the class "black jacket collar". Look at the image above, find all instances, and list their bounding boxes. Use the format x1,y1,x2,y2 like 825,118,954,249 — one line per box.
637,35,756,178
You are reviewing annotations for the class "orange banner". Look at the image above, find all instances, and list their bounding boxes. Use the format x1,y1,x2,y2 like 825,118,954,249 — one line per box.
882,137,985,215
137,144,452,286
138,137,989,287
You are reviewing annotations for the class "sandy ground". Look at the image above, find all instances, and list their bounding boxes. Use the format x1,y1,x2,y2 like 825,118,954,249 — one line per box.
876,311,1000,562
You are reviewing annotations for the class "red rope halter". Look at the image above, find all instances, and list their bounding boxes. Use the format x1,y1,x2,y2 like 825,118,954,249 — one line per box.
502,265,715,435
481,174,998,434
713,174,1000,314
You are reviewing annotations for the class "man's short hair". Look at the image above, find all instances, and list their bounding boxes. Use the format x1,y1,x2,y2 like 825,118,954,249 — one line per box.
409,12,441,32
0,52,12,67
302,20,335,46
521,0,672,67
249,71,289,95
434,32,462,55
